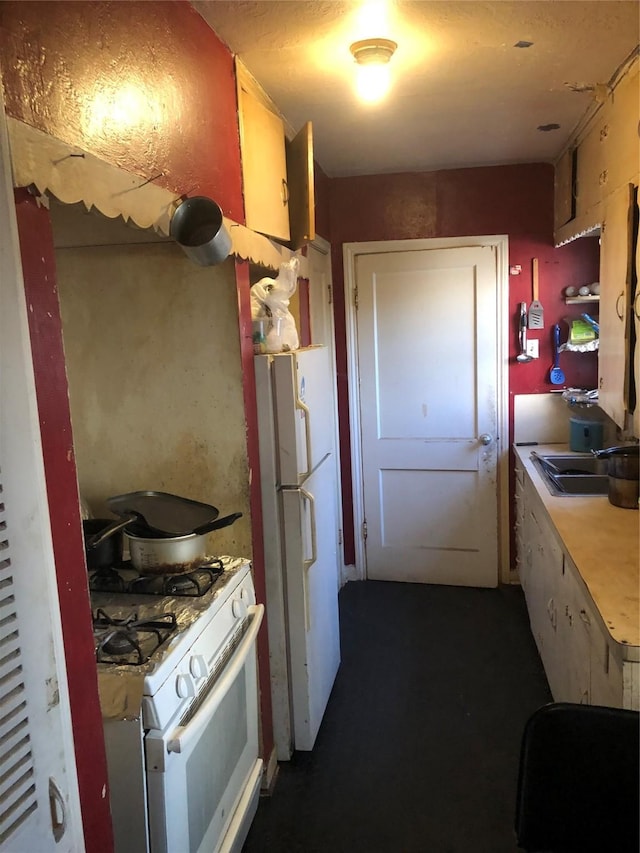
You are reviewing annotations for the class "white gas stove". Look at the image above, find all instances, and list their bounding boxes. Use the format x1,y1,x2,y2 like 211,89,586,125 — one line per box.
93,556,264,853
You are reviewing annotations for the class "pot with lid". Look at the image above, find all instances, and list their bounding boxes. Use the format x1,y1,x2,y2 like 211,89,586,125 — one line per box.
107,490,243,574
125,512,242,575
592,445,639,509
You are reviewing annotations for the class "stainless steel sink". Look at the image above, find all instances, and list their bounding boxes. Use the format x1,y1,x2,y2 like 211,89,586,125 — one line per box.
530,453,609,497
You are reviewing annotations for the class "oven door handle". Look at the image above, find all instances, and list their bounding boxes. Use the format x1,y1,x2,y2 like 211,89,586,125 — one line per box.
167,603,264,755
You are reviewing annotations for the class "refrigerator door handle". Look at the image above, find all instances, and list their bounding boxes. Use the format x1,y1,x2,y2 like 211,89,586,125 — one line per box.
300,487,317,571
300,486,316,631
295,396,312,481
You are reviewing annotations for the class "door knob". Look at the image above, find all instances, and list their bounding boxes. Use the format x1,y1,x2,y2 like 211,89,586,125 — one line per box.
479,434,492,445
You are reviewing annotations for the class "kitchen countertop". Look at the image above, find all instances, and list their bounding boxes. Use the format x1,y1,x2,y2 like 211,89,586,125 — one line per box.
514,443,639,655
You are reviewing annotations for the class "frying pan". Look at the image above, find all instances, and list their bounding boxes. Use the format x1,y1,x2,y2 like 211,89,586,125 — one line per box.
107,491,236,537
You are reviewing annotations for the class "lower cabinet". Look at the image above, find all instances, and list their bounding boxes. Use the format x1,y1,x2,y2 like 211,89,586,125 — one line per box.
516,460,639,710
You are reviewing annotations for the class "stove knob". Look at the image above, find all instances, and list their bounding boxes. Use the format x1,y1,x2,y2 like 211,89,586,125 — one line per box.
189,654,208,681
240,588,251,604
175,672,195,699
232,597,247,619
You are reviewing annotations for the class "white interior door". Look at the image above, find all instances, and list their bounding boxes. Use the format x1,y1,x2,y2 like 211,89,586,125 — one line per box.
0,92,83,851
355,244,499,587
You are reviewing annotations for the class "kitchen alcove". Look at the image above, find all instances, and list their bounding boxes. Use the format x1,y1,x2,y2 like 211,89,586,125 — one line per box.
49,199,254,560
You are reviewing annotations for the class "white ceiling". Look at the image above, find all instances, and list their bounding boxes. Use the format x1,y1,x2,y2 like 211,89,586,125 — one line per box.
193,1,639,179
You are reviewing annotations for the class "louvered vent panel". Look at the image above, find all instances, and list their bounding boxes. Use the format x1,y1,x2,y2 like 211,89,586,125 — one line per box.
0,478,37,845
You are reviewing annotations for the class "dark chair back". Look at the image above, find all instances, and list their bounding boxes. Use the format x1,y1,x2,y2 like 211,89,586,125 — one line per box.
515,702,640,853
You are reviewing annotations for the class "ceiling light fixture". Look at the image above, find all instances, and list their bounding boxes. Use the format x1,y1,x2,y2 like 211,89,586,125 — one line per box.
350,37,398,103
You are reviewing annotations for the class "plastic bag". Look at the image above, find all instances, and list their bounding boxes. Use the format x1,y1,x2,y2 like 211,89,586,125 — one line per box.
250,257,300,353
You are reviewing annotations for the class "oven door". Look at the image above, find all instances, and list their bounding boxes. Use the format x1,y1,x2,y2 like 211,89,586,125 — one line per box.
145,604,264,853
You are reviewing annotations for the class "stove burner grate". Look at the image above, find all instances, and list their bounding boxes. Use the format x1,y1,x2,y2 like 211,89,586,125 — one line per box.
89,558,225,596
128,560,224,596
89,566,127,593
94,609,177,665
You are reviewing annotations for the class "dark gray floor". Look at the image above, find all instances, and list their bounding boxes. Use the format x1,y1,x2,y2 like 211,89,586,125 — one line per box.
244,580,552,853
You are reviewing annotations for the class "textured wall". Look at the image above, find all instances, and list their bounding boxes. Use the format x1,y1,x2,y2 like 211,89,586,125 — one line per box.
55,235,252,559
328,164,600,565
0,0,244,221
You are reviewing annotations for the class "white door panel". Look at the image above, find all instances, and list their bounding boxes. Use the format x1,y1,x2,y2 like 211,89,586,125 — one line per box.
0,95,83,850
356,245,499,587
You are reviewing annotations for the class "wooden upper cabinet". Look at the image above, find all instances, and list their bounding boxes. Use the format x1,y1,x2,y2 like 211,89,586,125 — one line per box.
236,61,315,249
238,79,290,242
554,55,639,246
602,62,640,198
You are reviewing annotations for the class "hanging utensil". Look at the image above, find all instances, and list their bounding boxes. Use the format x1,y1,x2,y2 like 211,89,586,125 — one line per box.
528,258,544,329
169,196,232,267
517,302,533,363
549,324,565,385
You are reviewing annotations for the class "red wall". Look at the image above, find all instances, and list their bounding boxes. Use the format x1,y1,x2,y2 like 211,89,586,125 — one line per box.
15,190,114,852
328,165,599,566
0,0,244,221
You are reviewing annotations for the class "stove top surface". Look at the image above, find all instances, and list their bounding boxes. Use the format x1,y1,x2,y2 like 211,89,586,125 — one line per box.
92,555,249,672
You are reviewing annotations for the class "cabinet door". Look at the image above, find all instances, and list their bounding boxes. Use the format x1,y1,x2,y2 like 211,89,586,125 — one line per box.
238,83,290,242
514,461,526,581
598,183,634,427
574,122,605,218
590,633,624,708
286,121,315,251
527,501,564,697
557,565,592,704
622,663,640,711
633,191,640,439
602,64,640,197
554,147,575,230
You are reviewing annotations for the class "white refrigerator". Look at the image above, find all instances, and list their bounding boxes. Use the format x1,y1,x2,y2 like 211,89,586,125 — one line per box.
254,346,341,759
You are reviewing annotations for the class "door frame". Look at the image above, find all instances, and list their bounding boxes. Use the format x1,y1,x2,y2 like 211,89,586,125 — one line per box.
308,235,346,584
343,235,510,584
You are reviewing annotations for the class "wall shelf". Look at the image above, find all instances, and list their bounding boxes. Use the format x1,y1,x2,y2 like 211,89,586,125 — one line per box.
565,295,600,304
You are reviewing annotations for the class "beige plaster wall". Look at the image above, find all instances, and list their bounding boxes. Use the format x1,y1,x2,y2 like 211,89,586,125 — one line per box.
55,221,252,560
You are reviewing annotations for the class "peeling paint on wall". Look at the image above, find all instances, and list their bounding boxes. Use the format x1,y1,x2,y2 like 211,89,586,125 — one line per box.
55,229,253,559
